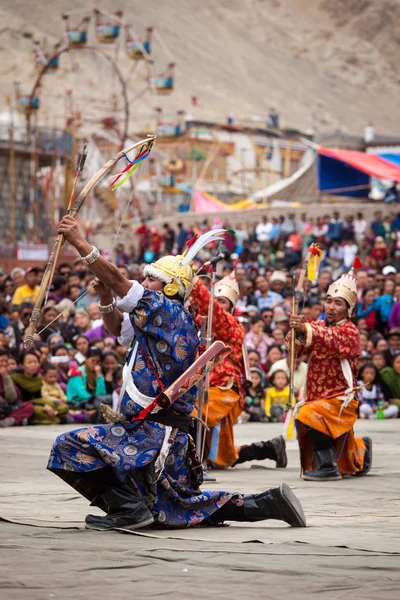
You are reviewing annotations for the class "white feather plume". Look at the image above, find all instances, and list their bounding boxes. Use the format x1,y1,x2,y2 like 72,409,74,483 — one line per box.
179,229,226,265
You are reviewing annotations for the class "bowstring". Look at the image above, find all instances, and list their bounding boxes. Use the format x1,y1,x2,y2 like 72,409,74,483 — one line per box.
35,157,147,340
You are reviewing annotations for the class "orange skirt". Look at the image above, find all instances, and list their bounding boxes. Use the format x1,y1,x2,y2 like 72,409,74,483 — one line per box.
193,387,242,468
296,397,366,475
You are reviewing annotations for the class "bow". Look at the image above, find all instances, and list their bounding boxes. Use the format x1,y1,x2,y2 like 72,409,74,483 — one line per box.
284,243,322,439
24,135,156,348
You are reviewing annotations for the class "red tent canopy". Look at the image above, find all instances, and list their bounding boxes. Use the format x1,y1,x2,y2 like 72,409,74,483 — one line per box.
319,147,400,182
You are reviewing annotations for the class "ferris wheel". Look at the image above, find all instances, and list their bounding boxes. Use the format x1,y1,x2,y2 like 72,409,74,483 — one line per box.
19,7,177,145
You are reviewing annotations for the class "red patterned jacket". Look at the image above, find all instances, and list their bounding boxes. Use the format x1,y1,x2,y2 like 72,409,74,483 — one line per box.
191,280,245,403
294,319,360,403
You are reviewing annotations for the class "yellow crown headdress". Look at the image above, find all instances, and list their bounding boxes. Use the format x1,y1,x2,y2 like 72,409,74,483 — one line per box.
215,268,240,308
143,229,226,299
326,257,362,317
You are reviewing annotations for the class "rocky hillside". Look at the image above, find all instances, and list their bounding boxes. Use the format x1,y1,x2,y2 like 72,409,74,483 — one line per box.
0,0,399,136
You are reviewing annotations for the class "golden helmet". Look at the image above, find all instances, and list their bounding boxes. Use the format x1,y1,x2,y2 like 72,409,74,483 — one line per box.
215,271,240,307
143,228,227,299
143,255,194,298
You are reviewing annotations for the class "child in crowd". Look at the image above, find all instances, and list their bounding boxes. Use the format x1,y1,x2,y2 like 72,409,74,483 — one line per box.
264,369,290,422
243,366,266,422
358,363,399,419
41,363,68,407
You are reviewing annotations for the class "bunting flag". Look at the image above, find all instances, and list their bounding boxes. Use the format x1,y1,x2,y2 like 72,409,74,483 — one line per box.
109,140,154,191
307,244,323,281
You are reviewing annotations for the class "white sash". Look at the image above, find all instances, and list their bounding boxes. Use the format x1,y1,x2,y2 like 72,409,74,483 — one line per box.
117,342,162,414
117,342,170,476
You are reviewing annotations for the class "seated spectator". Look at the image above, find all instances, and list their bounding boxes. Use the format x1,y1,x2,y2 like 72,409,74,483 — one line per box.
87,302,103,328
41,363,70,421
48,276,68,303
268,355,307,395
265,343,283,372
11,267,41,306
102,351,121,394
372,351,387,371
271,328,286,351
358,363,399,419
356,288,377,330
50,344,71,392
74,308,92,335
47,333,65,352
34,341,50,369
0,349,34,427
12,351,68,424
244,316,272,366
73,334,90,365
264,369,290,422
380,353,400,413
66,346,110,415
36,305,61,342
243,366,266,422
247,349,262,369
7,355,17,374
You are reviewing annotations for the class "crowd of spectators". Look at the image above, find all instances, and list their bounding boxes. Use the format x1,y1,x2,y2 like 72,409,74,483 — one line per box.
1,209,400,428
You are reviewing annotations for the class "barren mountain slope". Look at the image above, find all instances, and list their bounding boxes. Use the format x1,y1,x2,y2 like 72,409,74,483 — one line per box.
0,0,399,136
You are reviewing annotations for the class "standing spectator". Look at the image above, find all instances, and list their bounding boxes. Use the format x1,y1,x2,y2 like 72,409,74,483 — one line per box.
354,212,367,244
255,216,272,244
370,237,387,267
343,239,359,270
312,217,328,244
0,349,34,427
176,222,188,254
327,212,343,243
341,215,355,241
163,223,175,254
11,267,41,306
370,211,385,238
135,219,151,262
255,275,283,311
150,226,163,260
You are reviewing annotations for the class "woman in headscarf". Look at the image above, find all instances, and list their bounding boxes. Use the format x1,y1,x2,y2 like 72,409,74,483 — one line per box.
12,351,69,424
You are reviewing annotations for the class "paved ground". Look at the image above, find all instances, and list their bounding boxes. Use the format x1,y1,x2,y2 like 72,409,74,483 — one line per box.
1,420,400,600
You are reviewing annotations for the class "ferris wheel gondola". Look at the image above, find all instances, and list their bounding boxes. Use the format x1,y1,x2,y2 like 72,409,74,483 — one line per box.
62,13,90,47
152,62,175,95
125,26,152,60
94,9,123,43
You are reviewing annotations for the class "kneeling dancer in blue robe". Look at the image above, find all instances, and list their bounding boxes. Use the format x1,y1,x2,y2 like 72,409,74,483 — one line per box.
48,217,306,531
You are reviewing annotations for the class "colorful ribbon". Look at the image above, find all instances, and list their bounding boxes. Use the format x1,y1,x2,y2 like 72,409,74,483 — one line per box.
109,141,154,191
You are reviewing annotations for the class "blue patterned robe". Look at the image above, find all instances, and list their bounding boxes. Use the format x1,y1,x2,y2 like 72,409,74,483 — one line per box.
48,283,236,528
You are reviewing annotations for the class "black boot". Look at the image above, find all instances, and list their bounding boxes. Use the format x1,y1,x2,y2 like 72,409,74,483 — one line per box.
354,437,372,477
85,484,154,531
243,483,306,527
211,484,306,527
233,435,287,468
303,448,342,481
